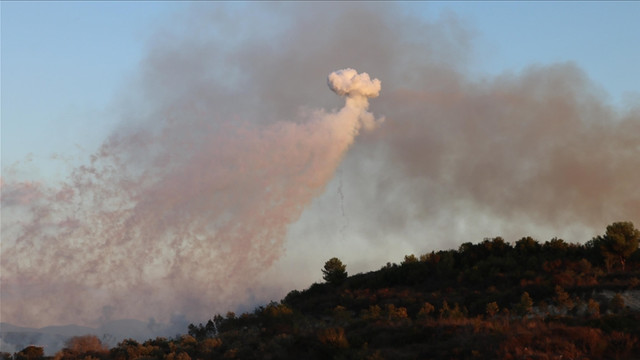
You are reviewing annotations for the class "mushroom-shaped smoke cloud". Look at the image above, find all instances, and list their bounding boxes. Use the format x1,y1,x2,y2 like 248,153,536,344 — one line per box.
328,68,383,131
328,68,382,99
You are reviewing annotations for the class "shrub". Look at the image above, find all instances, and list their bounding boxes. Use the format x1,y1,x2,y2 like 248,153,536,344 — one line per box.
486,302,499,318
317,327,349,348
515,292,533,316
587,298,601,318
417,302,435,319
610,293,625,314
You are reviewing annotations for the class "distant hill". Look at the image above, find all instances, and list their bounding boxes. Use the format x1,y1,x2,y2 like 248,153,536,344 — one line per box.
1,323,85,355
0,319,185,356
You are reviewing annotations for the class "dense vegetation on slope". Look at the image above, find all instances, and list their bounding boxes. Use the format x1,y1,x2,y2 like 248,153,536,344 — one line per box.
4,222,640,359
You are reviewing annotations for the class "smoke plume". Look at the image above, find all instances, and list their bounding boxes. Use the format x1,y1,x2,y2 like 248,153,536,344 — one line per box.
0,65,381,326
2,2,639,328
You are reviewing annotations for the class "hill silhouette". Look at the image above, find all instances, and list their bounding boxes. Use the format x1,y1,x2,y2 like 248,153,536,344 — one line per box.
3,222,639,359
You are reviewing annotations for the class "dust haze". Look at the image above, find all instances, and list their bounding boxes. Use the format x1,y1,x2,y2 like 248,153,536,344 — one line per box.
2,3,638,328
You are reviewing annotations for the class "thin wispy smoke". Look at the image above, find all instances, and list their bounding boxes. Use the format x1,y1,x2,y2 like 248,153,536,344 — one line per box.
2,2,639,329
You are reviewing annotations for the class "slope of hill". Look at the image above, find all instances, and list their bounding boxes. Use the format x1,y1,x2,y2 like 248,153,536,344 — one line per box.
3,222,640,359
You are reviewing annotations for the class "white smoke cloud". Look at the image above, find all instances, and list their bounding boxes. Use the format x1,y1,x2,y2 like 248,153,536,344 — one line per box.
328,68,381,99
328,68,383,131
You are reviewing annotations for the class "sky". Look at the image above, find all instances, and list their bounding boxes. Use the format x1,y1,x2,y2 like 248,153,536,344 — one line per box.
1,1,639,330
3,2,640,177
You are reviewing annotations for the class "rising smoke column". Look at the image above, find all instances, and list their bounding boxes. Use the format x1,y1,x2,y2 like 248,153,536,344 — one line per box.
0,68,382,327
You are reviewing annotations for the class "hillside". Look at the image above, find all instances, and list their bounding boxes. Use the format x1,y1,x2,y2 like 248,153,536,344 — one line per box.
3,222,640,359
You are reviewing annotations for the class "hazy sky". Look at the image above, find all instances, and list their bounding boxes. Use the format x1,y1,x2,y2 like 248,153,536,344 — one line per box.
3,2,639,171
1,2,639,329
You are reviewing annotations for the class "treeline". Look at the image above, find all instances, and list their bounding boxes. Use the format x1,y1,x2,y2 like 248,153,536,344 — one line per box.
4,222,639,359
